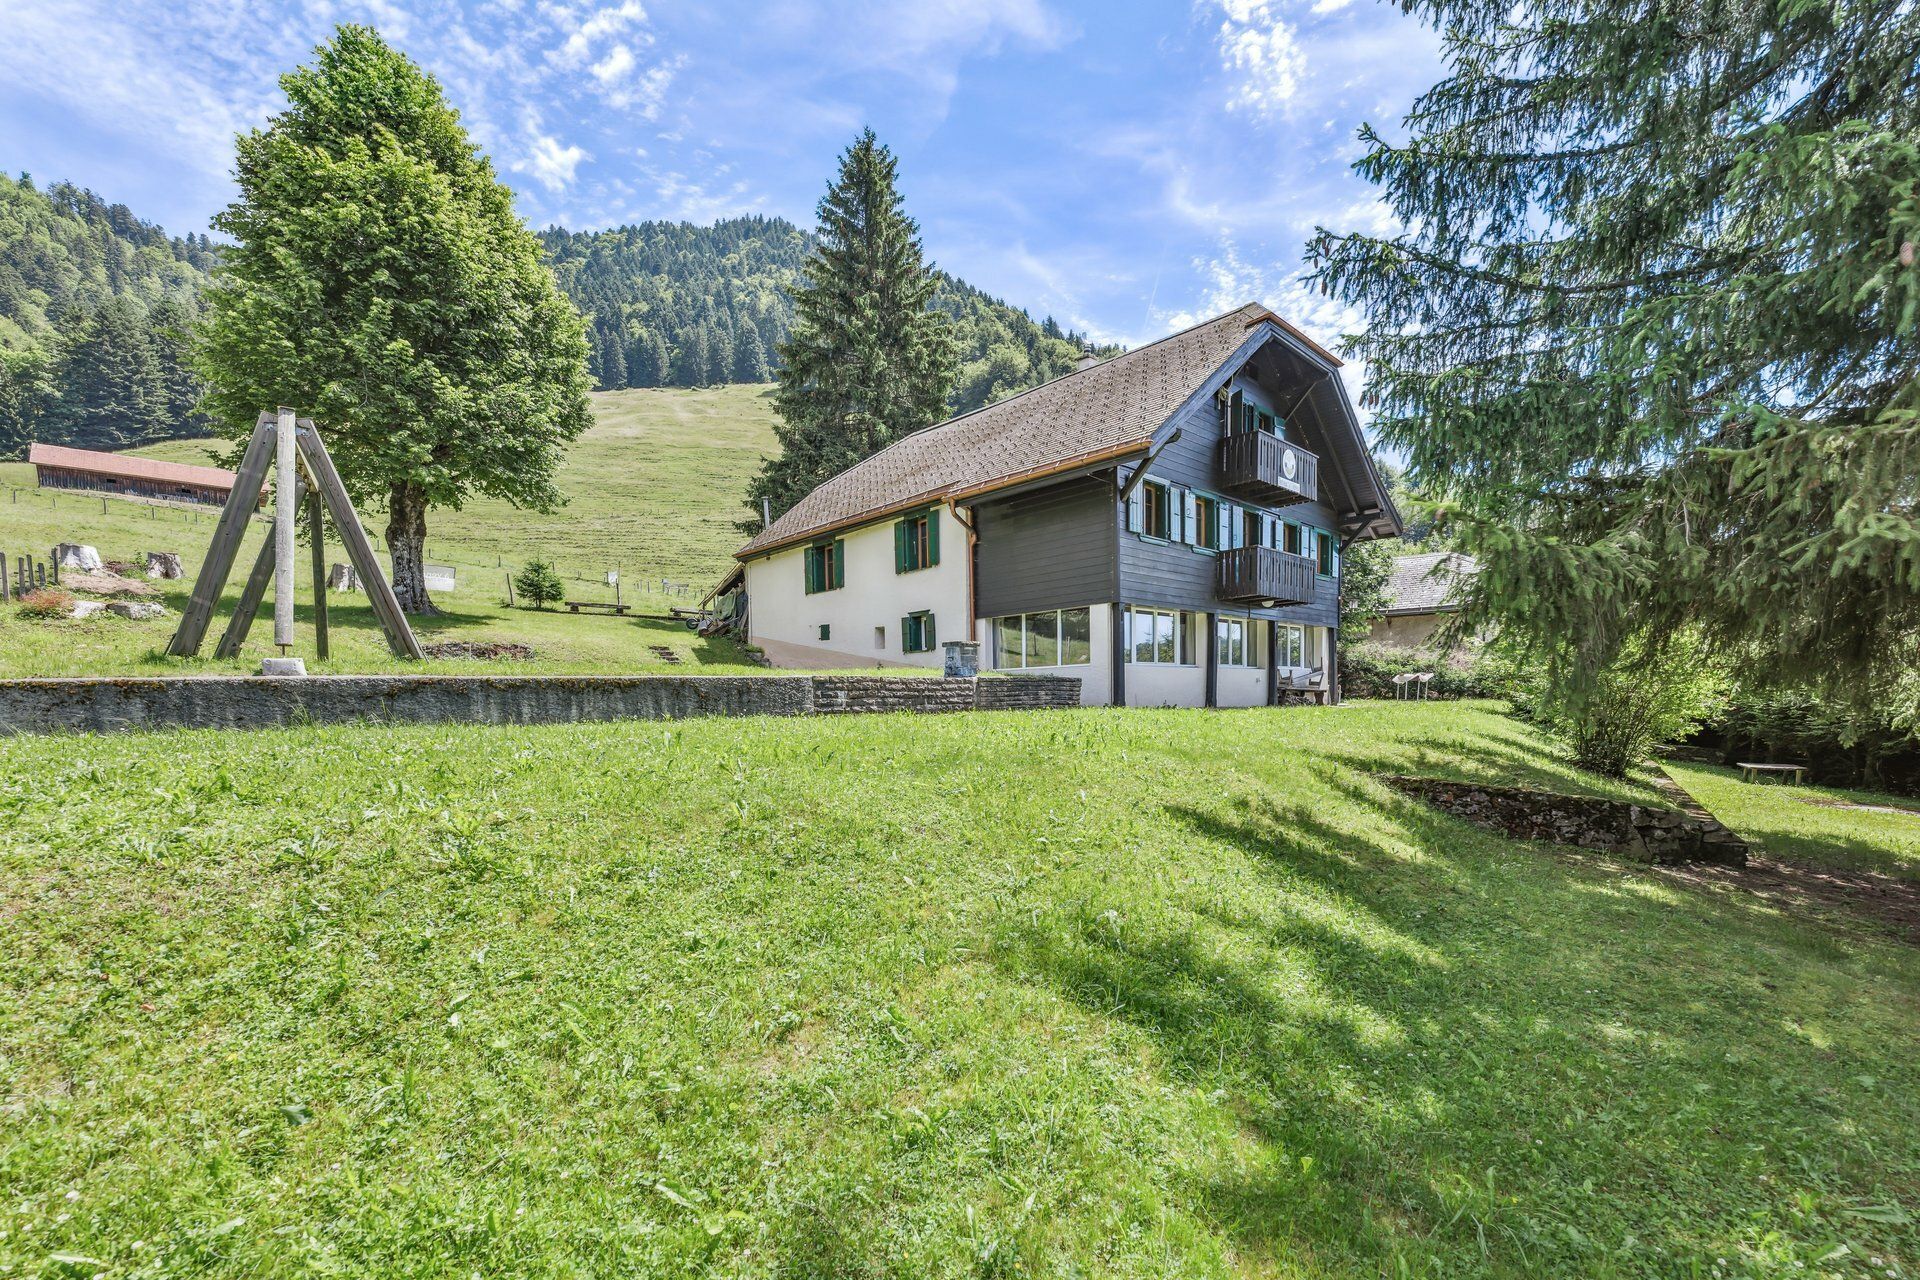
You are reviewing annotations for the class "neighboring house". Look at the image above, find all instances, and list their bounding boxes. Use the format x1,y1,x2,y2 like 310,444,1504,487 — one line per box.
1371,551,1479,649
730,303,1402,707
28,442,243,507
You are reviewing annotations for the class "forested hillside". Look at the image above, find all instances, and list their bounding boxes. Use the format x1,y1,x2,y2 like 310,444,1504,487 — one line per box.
0,177,1113,457
538,216,1118,414
0,173,215,452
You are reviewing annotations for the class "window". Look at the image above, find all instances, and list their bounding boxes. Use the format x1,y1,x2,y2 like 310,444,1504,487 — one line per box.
1142,481,1171,539
895,510,939,573
1282,521,1302,556
1215,615,1248,667
902,611,936,654
992,608,1092,668
1277,623,1307,668
1125,607,1192,665
803,539,844,594
1193,494,1219,550
1314,528,1336,576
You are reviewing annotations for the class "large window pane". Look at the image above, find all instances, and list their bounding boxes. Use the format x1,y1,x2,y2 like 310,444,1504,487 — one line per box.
1060,608,1091,665
1025,610,1060,667
995,616,1023,669
1131,610,1154,664
1155,612,1176,664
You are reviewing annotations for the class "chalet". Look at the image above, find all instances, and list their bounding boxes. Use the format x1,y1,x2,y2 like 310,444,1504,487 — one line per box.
28,442,243,507
1371,551,1478,649
730,303,1402,707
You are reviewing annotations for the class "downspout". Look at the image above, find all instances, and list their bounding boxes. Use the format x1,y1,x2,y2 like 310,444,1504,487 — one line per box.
945,498,979,642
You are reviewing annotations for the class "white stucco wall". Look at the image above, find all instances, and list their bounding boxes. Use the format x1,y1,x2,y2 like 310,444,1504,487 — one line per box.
743,506,971,669
1215,663,1268,708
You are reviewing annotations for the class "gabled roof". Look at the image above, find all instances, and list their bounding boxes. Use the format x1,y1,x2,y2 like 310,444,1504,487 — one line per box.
740,302,1391,559
1383,551,1478,616
28,442,237,490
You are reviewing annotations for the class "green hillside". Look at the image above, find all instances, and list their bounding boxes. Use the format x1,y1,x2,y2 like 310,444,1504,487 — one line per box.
138,384,777,588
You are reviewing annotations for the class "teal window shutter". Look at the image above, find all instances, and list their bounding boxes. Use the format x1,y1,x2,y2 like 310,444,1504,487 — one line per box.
804,547,818,595
1216,502,1231,551
923,612,936,650
901,615,912,651
1182,490,1198,543
833,538,846,588
926,511,940,566
1126,479,1145,533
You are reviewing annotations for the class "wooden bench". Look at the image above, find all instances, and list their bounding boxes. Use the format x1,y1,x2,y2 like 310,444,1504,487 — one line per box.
1736,762,1807,785
564,601,630,615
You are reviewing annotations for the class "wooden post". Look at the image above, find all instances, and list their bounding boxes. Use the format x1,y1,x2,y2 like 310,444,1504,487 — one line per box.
216,474,306,659
273,406,296,650
294,421,421,659
309,485,329,660
168,413,276,656
1203,610,1219,709
504,570,515,608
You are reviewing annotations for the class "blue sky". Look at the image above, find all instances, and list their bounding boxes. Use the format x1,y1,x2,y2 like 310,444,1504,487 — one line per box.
0,0,1443,358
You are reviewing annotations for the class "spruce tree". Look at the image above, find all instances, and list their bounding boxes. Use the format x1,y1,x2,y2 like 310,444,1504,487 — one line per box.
675,324,710,387
148,296,204,435
733,324,770,383
1308,0,1920,710
50,297,164,449
747,129,953,525
598,326,628,389
198,25,593,614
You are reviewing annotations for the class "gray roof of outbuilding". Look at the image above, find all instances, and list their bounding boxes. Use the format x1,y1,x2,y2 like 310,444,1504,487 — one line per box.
736,302,1398,559
1383,551,1478,616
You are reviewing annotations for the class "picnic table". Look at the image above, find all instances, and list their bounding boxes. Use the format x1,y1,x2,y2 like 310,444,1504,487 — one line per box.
1736,762,1807,785
564,600,631,615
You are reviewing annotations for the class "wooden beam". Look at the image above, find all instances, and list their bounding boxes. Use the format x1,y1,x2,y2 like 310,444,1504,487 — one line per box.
1115,430,1183,505
308,485,330,661
294,421,422,659
215,472,306,659
168,413,276,657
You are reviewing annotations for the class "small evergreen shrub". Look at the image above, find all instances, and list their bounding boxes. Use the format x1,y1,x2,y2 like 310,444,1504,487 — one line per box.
513,560,565,610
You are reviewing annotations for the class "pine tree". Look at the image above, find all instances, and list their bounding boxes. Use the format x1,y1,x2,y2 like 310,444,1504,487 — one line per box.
198,25,593,614
675,324,710,387
148,296,204,434
1307,0,1920,711
747,129,954,525
598,326,628,389
733,323,770,383
50,297,164,449
707,321,734,386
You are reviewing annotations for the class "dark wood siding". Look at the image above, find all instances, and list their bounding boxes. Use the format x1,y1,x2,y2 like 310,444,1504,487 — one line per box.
1116,374,1340,627
972,474,1118,619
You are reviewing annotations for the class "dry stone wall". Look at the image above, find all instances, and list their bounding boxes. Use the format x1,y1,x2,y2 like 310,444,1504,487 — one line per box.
1382,774,1748,866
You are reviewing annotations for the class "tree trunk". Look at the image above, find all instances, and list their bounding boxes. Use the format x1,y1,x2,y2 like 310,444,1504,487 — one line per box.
385,481,435,615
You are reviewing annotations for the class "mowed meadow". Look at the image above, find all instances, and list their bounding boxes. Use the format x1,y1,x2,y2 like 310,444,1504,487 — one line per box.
2,703,1916,1278
0,387,786,677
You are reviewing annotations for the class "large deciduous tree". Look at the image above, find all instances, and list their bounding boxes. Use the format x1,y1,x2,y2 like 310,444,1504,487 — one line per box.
746,129,953,527
198,25,593,614
1309,0,1920,714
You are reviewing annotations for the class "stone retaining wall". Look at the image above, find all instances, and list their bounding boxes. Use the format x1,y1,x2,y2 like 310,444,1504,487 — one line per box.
1381,773,1748,866
0,673,1083,736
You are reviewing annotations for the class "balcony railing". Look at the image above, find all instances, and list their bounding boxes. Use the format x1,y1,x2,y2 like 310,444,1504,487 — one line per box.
1217,431,1316,506
1216,545,1317,605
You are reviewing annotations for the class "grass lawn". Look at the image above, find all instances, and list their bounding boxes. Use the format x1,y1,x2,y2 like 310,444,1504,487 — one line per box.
1666,762,1920,884
3,702,1915,1278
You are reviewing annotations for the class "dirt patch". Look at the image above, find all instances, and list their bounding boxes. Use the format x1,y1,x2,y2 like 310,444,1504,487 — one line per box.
60,570,156,598
421,641,535,661
1659,856,1920,945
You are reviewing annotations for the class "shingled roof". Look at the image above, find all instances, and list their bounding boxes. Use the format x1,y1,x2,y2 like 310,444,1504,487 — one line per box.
28,442,238,491
738,303,1337,559
1383,551,1478,616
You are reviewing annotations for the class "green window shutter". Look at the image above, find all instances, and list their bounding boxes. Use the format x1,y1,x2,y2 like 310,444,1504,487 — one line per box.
924,612,936,650
803,548,818,595
833,539,846,588
900,615,912,651
927,511,940,566
894,520,907,573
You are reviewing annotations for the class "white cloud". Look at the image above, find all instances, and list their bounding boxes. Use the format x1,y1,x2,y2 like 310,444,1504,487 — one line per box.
553,1,651,67
515,130,590,191
1212,0,1305,120
591,43,636,85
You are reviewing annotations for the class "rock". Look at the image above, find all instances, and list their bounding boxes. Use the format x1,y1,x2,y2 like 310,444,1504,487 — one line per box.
106,601,167,620
145,551,184,579
54,543,103,572
61,570,155,598
260,657,308,678
327,563,361,592
71,600,108,619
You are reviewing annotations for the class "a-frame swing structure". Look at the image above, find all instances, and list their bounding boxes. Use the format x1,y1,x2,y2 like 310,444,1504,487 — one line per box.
168,408,423,662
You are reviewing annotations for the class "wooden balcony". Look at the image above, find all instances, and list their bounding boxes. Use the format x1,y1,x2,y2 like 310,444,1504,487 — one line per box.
1216,545,1317,605
1217,431,1316,507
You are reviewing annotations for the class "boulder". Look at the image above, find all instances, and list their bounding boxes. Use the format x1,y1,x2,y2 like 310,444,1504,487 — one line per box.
145,551,184,579
327,563,361,592
106,601,167,621
71,600,108,619
54,543,103,572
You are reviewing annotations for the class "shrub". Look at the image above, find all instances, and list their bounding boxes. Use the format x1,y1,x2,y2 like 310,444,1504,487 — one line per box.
1546,633,1724,778
1338,640,1525,702
512,560,565,610
14,587,75,619
1707,688,1920,795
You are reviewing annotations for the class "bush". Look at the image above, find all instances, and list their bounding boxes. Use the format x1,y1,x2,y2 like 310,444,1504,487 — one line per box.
14,587,75,619
1339,640,1526,702
1547,634,1724,778
513,560,564,610
1704,689,1920,795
